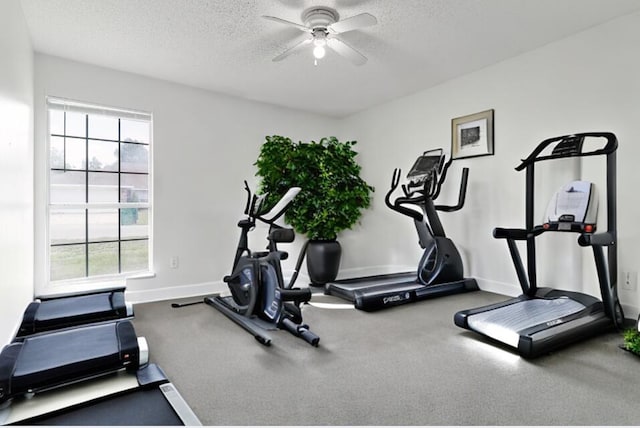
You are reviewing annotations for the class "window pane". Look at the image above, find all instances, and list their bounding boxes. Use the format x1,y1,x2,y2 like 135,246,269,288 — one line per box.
120,142,149,173
66,112,86,137
121,174,148,202
121,208,148,239
88,172,118,203
49,110,64,135
50,136,65,169
88,209,119,242
88,139,118,171
51,244,86,281
121,240,149,273
88,115,118,141
65,137,86,170
88,242,119,276
47,100,151,285
50,209,86,245
121,119,149,144
50,170,86,203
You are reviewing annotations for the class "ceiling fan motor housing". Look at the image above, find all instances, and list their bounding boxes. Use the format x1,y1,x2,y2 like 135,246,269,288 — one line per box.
302,7,339,29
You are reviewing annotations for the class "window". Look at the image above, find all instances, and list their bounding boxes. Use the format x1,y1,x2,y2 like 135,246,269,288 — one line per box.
47,98,152,284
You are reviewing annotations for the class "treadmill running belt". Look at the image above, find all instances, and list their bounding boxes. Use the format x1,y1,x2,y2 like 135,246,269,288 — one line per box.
467,298,586,348
16,387,183,426
36,294,115,320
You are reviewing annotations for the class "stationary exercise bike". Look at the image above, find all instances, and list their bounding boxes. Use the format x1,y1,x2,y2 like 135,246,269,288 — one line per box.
205,181,320,346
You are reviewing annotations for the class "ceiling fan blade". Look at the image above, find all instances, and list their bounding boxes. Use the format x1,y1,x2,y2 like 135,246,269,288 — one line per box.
272,37,312,62
327,13,377,34
262,15,311,33
326,37,368,66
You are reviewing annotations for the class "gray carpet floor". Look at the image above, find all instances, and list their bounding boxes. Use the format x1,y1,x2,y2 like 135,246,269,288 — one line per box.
132,290,640,426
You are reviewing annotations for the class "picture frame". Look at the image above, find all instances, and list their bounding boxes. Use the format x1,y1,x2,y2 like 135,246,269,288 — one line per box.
451,109,494,160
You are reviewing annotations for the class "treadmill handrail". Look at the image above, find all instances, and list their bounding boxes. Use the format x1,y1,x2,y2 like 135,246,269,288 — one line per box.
578,231,616,247
431,155,453,201
494,226,545,240
515,132,617,171
385,168,423,222
386,165,469,219
434,167,469,212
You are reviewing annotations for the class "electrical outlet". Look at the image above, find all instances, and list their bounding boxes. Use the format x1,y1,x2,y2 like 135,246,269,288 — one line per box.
170,256,179,269
623,271,637,291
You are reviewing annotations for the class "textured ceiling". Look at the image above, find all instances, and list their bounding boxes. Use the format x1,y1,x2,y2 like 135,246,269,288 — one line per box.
19,0,640,118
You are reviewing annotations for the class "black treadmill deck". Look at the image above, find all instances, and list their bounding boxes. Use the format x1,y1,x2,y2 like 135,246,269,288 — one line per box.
326,273,478,311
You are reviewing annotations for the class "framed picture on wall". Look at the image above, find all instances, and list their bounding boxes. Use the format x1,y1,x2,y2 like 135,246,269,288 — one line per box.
451,109,494,160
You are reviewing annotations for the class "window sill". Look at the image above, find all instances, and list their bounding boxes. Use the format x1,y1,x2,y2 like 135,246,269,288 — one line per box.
46,271,155,296
126,272,156,281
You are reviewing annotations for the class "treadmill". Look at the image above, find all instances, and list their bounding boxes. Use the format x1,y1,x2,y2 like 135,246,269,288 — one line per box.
1,363,201,426
16,287,133,338
1,303,201,425
325,148,478,311
454,132,625,358
0,320,148,406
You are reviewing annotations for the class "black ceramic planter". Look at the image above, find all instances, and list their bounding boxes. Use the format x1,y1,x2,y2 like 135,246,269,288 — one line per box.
306,240,342,286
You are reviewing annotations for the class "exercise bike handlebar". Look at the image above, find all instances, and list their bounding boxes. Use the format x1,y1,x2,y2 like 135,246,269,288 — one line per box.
257,187,301,224
240,181,301,227
243,181,257,216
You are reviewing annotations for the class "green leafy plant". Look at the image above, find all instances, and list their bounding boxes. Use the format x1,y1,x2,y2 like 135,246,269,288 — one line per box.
623,328,640,355
255,135,374,240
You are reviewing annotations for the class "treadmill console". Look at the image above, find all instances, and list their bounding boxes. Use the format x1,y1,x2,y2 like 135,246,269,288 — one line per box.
551,135,585,157
543,180,597,233
406,149,445,187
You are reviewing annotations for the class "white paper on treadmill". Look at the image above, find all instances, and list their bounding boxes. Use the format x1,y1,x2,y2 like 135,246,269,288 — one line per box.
545,180,593,223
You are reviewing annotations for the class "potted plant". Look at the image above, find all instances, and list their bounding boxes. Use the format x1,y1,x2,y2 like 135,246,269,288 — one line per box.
622,328,640,356
255,135,374,286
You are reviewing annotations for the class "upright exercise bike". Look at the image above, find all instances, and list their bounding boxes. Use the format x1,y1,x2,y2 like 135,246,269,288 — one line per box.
205,181,320,346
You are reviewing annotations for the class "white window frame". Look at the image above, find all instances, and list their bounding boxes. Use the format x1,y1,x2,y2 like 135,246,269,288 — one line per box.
45,97,153,292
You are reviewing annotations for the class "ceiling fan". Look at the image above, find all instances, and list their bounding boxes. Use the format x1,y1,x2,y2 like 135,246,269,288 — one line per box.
262,6,377,66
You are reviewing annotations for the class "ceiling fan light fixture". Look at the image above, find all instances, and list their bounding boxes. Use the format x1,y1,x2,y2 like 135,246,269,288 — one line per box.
313,45,326,59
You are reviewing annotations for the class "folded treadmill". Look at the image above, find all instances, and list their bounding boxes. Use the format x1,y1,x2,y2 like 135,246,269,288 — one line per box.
1,363,201,426
454,132,625,358
16,288,133,338
0,320,147,406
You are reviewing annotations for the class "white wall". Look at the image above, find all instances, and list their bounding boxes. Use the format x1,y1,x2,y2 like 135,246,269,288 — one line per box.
34,55,337,302
0,1,34,343
16,7,640,328
338,10,640,318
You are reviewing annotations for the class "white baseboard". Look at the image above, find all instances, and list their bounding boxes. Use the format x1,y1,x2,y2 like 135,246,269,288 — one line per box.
474,277,520,297
621,304,640,323
332,267,522,298
333,265,416,281
124,281,225,304
123,270,640,323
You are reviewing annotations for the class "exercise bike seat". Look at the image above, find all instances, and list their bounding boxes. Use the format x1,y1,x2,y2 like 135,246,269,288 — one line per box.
16,288,133,338
0,320,148,405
